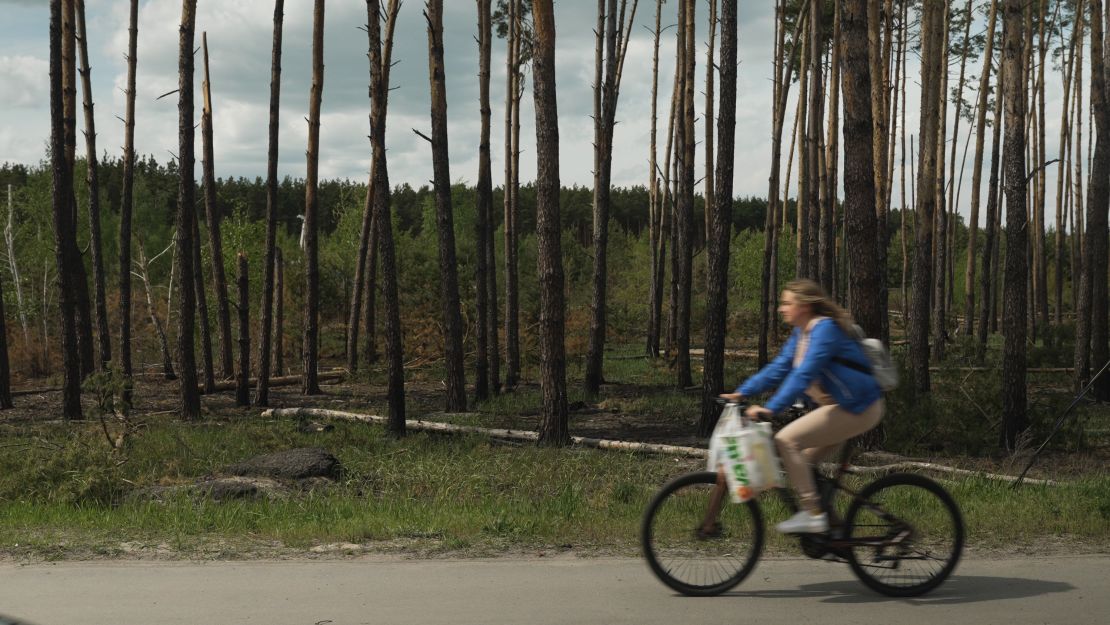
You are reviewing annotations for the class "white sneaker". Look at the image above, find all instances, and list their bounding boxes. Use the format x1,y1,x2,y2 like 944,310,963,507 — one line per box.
775,510,829,534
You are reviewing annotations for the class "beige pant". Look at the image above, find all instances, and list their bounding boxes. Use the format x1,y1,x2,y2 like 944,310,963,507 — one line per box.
774,399,885,512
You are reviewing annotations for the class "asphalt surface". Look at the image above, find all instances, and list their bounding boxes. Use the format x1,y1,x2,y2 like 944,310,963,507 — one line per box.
0,555,1105,625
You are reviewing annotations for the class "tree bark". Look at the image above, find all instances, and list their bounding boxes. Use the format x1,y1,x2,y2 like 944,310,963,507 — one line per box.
586,0,636,395
1076,0,1110,399
841,0,882,340
910,0,944,394
301,0,324,397
191,199,215,394
236,252,250,407
475,0,494,401
965,0,999,338
979,39,1007,361
675,0,696,389
1055,4,1080,326
61,0,94,380
699,0,735,437
255,0,284,406
273,246,284,377
531,0,568,445
504,0,522,385
804,0,823,280
760,0,790,366
75,0,111,372
175,0,200,421
201,32,234,381
1001,0,1029,450
368,0,406,435
703,0,716,247
118,0,138,406
932,3,950,363
423,0,467,412
0,258,12,408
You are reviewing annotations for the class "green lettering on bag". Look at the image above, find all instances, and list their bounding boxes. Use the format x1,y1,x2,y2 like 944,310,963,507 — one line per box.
725,437,749,485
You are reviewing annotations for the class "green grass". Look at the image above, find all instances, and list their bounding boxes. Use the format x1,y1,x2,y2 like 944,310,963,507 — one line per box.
1,412,1108,560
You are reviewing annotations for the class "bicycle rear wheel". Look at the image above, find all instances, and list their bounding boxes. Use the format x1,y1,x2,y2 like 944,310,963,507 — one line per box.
640,471,764,596
844,472,964,597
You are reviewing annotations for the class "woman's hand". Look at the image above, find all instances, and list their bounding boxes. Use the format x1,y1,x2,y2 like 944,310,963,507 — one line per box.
718,392,743,402
745,405,773,420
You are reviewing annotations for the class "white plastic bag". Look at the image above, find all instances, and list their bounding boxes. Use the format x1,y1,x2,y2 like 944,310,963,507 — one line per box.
708,405,785,503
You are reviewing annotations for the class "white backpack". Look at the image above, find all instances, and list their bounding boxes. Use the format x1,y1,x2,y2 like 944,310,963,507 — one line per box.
834,324,899,392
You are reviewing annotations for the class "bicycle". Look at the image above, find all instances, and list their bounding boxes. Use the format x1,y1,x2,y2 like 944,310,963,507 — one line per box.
641,401,964,597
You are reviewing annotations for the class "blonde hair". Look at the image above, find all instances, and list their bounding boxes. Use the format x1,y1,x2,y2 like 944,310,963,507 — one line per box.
784,279,856,336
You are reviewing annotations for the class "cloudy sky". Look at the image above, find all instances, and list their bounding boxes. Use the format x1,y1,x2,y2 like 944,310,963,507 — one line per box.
0,0,1081,227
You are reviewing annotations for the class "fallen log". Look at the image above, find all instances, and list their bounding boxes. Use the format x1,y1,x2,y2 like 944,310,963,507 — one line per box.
260,407,1057,485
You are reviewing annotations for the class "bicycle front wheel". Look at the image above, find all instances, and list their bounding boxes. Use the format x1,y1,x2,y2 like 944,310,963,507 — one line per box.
844,472,964,597
640,471,764,596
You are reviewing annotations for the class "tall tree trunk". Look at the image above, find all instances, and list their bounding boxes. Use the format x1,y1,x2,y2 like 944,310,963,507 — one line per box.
910,0,944,394
273,246,284,377
1055,4,1080,326
841,0,881,339
5,186,29,345
424,0,467,412
0,267,11,408
649,53,679,359
482,0,500,396
1077,0,1110,399
675,0,696,388
236,252,250,407
586,0,637,395
301,0,324,397
191,202,215,393
1001,0,1029,450
932,3,950,363
99,16,126,372
804,0,823,280
822,0,841,297
899,4,908,329
363,212,379,364
979,27,1007,361
965,0,999,338
347,170,375,374
475,0,494,401
531,0,568,445
699,0,735,437
647,0,663,360
75,0,110,372
1073,15,1086,319
504,0,522,387
946,0,973,323
703,0,716,247
369,0,406,435
200,33,233,381
174,0,200,420
1034,0,1052,343
61,0,94,380
255,0,284,406
760,0,792,367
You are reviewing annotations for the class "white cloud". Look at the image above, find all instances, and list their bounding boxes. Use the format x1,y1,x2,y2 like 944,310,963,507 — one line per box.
0,55,48,108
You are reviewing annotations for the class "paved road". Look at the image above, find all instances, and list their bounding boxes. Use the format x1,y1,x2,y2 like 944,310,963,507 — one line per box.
0,555,1104,625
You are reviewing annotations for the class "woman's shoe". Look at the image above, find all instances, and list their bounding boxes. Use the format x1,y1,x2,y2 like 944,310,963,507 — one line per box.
775,510,829,534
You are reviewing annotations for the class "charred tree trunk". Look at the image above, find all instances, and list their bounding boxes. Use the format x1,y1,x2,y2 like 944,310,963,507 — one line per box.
255,0,284,405
841,0,882,339
369,0,406,435
699,0,735,438
301,0,324,397
532,0,569,445
1001,0,1029,449
118,0,138,398
174,0,200,420
75,0,111,372
236,252,250,407
273,246,284,377
910,0,944,394
191,204,215,393
423,0,467,412
475,0,494,401
201,33,234,381
62,0,94,380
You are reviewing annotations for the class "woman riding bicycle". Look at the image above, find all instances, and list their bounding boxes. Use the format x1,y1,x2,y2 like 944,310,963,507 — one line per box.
719,279,884,534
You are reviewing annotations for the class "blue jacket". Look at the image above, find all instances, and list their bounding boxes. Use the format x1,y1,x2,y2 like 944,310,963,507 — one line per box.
737,318,882,415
